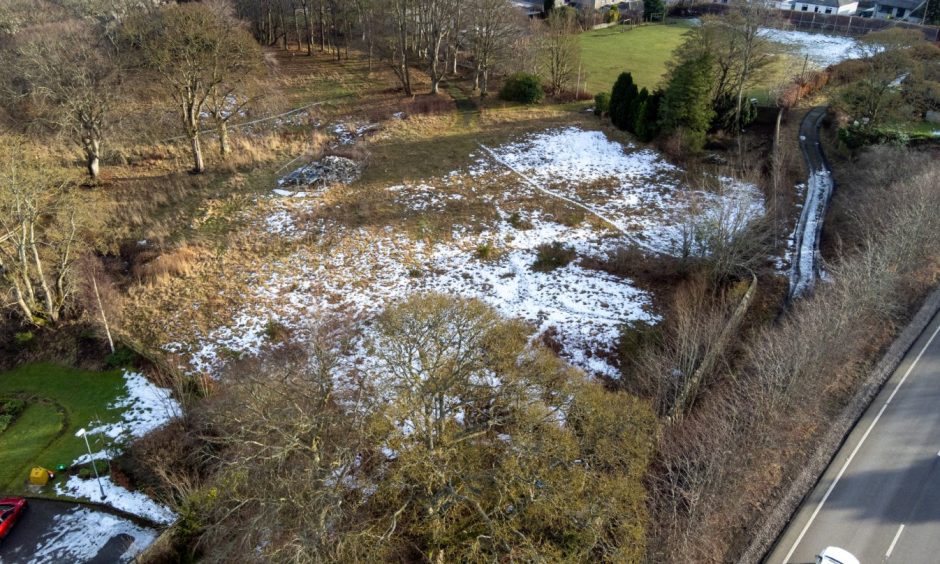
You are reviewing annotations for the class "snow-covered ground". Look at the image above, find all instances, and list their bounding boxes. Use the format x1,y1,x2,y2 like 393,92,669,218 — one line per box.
759,28,863,68
56,475,176,525
62,371,180,526
18,507,157,564
162,127,763,380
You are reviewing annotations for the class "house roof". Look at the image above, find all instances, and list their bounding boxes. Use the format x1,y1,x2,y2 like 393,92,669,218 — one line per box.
788,0,858,7
873,0,924,8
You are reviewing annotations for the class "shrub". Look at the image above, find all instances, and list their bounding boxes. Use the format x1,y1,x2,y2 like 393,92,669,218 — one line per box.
532,241,576,271
594,92,611,117
105,346,137,368
635,89,663,142
658,55,715,152
0,398,26,434
13,331,34,345
499,73,544,104
476,241,497,261
75,462,108,481
0,398,25,416
610,72,638,131
508,211,533,230
263,319,291,343
606,5,620,23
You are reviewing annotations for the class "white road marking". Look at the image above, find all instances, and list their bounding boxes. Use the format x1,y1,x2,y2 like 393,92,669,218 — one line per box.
781,318,940,564
885,524,905,559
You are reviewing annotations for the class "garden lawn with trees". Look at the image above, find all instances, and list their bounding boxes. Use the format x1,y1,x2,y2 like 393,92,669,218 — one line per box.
579,24,689,94
0,364,127,492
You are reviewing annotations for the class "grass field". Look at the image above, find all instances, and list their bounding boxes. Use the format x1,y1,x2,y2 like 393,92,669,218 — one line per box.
0,403,63,490
579,23,691,95
0,364,126,491
579,21,803,103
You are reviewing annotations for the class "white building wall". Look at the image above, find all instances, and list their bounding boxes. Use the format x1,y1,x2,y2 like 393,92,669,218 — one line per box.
781,1,857,14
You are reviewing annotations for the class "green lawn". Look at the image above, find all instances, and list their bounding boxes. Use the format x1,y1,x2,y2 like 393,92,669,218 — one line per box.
0,363,126,492
884,120,940,138
579,21,803,103
579,23,691,95
0,403,63,489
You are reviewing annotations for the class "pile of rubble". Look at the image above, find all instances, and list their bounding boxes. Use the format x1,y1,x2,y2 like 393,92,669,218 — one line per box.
276,155,361,196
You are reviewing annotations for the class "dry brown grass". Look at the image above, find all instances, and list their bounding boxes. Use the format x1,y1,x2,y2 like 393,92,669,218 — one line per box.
132,245,201,287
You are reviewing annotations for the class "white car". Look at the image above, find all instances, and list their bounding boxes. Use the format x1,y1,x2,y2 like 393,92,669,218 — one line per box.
817,546,860,564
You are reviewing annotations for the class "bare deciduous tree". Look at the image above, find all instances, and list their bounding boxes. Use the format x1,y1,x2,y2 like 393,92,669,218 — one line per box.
540,8,580,96
466,0,524,96
133,2,263,173
0,146,81,324
6,23,119,180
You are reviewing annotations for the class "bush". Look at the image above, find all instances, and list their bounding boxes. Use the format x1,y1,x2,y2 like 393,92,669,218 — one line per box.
606,5,620,23
105,346,137,368
13,331,34,345
499,73,544,104
594,92,611,117
476,241,497,261
610,72,638,131
77,460,109,480
0,398,26,434
532,241,576,271
508,211,533,230
263,319,291,343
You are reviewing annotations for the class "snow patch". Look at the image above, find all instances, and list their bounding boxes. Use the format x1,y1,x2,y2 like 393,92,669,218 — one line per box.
25,507,157,564
759,28,863,68
56,475,176,525
165,126,763,380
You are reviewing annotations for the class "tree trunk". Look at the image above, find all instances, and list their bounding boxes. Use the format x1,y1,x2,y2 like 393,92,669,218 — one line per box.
319,3,325,51
85,138,100,180
219,120,230,158
92,274,115,353
29,223,57,322
191,134,205,173
303,1,312,55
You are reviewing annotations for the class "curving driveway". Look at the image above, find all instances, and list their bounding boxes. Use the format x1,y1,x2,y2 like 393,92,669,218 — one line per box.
789,106,834,300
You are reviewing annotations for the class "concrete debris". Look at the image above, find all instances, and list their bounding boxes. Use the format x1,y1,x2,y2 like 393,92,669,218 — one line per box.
278,155,361,189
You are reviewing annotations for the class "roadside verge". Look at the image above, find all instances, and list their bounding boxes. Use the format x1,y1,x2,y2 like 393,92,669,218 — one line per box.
739,283,940,563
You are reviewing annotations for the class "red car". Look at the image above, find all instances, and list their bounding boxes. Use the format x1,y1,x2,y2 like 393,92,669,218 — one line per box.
0,497,27,543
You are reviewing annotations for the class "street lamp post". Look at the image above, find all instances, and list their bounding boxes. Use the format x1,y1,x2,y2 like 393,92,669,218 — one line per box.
75,428,106,500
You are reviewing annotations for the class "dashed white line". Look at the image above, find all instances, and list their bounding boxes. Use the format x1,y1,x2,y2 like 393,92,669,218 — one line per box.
781,318,940,564
885,524,905,559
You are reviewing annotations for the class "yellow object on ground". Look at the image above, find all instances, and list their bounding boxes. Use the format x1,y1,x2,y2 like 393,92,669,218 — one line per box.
29,466,50,485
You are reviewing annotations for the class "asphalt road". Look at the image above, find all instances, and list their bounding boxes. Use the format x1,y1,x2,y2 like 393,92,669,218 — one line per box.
768,310,940,564
0,498,147,563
